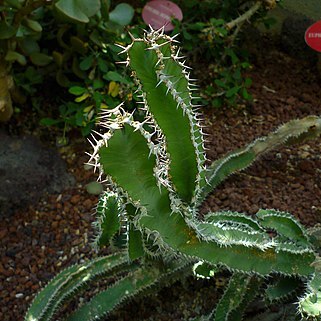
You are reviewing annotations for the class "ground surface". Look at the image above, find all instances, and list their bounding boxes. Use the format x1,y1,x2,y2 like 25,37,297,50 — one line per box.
1,38,321,321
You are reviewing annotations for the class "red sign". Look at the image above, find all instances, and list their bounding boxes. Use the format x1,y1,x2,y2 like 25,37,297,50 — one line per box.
305,21,321,52
142,0,183,32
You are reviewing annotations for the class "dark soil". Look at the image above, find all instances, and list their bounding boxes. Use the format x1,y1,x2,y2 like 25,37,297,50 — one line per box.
1,37,321,321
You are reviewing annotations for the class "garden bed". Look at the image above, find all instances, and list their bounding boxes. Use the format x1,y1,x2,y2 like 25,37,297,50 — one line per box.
1,36,321,320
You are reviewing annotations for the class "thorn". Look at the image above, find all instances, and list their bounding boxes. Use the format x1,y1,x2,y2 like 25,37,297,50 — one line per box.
115,43,131,55
155,26,165,36
155,59,163,67
156,78,164,87
116,60,129,67
170,33,180,42
128,30,136,41
145,40,171,50
91,130,105,139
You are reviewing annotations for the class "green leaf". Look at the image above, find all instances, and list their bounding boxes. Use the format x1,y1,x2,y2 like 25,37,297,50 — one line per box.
5,51,26,65
183,29,192,40
103,71,130,84
29,52,53,66
109,3,134,26
100,0,111,21
214,79,227,88
244,77,252,87
4,0,22,9
198,147,256,204
0,21,17,39
55,0,101,23
69,86,87,95
40,118,62,126
93,79,104,89
79,55,94,70
298,270,321,319
204,211,263,232
225,86,239,98
19,38,40,55
241,87,250,100
24,18,42,32
66,267,153,321
97,58,109,72
197,221,269,247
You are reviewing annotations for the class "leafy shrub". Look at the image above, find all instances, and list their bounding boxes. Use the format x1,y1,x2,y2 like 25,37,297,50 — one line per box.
26,28,321,321
172,0,279,108
0,0,136,135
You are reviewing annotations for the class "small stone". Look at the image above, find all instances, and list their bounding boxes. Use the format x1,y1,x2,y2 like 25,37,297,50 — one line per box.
21,257,31,267
298,160,315,174
0,228,8,239
30,265,38,274
15,293,23,299
83,199,93,210
31,284,39,291
51,221,59,229
70,195,81,204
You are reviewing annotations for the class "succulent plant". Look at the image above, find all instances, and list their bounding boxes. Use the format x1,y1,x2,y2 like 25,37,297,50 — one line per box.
26,28,321,321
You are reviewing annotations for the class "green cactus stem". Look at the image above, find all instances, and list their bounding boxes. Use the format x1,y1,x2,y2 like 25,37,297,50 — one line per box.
91,105,315,276
92,191,124,249
198,116,321,205
298,260,321,319
214,273,262,321
66,258,191,321
265,276,302,303
25,253,131,321
124,30,207,205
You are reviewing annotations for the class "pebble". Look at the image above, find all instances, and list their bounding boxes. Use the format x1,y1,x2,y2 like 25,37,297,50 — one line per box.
71,194,81,204
0,229,8,239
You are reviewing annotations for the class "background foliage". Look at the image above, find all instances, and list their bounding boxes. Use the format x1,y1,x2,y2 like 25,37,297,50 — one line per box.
0,0,280,137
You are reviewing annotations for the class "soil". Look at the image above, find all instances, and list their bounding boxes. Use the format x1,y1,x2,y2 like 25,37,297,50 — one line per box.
1,36,321,321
